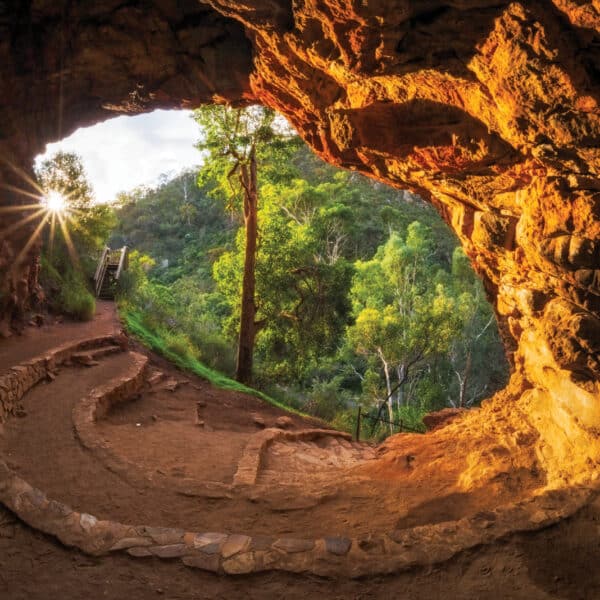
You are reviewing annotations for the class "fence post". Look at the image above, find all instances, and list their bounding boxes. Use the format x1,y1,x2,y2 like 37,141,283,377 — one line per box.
355,405,362,442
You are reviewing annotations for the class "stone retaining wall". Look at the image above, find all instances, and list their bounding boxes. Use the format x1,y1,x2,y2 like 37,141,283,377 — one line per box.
0,456,592,577
233,428,353,487
73,351,149,460
0,335,125,423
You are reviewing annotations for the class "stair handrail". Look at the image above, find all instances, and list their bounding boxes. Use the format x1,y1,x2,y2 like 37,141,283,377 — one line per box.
115,246,128,281
94,246,110,283
94,246,111,297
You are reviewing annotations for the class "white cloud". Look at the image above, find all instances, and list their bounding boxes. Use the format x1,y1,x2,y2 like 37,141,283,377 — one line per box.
36,110,202,203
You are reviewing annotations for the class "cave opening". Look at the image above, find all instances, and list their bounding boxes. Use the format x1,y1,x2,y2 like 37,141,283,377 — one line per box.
0,0,599,582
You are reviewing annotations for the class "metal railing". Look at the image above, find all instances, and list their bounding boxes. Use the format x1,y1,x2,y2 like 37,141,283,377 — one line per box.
94,246,111,298
115,246,128,281
355,405,422,441
93,246,128,298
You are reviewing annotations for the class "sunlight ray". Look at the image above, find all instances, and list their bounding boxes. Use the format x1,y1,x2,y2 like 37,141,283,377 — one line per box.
57,210,81,269
0,157,45,191
0,158,46,199
0,202,45,214
0,207,46,238
48,212,56,256
11,214,48,270
0,183,45,203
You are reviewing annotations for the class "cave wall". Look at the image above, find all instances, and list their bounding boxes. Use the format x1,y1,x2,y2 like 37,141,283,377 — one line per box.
0,0,599,485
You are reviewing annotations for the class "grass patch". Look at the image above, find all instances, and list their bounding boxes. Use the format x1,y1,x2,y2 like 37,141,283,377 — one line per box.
121,308,307,416
41,256,96,321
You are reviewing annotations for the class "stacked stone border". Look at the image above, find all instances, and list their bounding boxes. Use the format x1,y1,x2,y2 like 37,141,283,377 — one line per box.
232,427,354,487
72,350,150,478
0,334,126,422
0,337,596,577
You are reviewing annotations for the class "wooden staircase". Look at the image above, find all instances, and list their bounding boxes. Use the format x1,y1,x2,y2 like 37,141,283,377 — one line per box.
94,246,128,299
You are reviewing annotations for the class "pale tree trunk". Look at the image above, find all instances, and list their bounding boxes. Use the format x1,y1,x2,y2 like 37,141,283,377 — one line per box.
378,348,394,435
236,146,258,384
396,364,406,411
457,350,472,408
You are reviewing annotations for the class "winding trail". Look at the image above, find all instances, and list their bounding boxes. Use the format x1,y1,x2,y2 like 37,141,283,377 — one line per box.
1,304,599,596
0,302,119,372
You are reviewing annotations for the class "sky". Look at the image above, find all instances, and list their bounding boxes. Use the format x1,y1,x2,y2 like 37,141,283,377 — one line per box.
36,110,202,203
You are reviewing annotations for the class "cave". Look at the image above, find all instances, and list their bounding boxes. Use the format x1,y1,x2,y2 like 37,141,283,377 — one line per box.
0,0,599,583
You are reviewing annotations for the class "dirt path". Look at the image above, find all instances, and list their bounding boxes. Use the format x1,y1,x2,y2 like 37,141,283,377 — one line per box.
0,304,598,598
1,342,522,538
0,301,119,373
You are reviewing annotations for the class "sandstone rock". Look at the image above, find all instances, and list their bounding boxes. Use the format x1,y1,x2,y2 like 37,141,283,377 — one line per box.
192,532,227,551
110,537,153,551
141,526,185,546
275,416,293,429
324,537,352,556
423,408,467,431
273,538,314,553
0,0,599,528
221,534,251,558
147,371,165,386
127,547,153,557
162,379,179,392
150,544,188,558
182,553,220,572
252,414,266,428
72,353,100,367
222,552,255,575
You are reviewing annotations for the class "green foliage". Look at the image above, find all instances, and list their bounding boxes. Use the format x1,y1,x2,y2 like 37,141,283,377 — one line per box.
121,307,307,415
112,123,508,439
304,377,351,421
212,191,356,382
35,152,111,319
109,170,232,283
40,255,96,321
59,274,96,321
345,221,506,429
194,105,300,206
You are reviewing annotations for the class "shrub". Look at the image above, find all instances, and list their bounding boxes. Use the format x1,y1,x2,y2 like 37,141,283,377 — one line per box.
40,256,95,321
59,276,96,321
303,377,350,421
189,328,236,376
162,329,196,361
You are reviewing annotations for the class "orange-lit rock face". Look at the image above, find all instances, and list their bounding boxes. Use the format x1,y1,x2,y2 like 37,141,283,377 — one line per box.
1,2,599,490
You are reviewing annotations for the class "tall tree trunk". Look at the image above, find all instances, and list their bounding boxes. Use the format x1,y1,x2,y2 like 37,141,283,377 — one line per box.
236,147,258,384
396,364,405,410
378,348,394,435
458,350,472,408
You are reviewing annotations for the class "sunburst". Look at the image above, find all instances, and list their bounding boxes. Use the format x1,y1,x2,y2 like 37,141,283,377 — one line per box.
42,190,68,215
0,158,84,271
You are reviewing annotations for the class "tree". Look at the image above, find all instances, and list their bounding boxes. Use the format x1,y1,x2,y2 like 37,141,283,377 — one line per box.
347,223,461,429
212,179,354,383
446,247,508,407
35,151,114,320
36,151,114,267
194,105,298,384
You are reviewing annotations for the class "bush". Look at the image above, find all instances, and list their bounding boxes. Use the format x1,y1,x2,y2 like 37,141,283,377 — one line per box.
303,377,350,421
59,276,96,321
40,256,96,321
162,329,196,361
190,328,236,376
